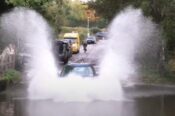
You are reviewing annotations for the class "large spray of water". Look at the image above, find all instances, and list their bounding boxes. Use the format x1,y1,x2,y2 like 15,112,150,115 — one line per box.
99,7,159,84
0,7,159,102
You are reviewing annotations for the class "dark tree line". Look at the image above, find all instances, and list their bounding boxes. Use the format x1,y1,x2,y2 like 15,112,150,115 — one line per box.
0,0,13,15
88,0,175,57
88,0,175,74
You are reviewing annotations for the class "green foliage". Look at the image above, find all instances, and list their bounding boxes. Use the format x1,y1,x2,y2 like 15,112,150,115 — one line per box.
140,64,175,84
2,69,20,85
60,0,87,27
6,0,52,7
42,0,65,33
90,27,101,34
95,18,108,28
5,0,88,33
88,0,135,20
88,0,116,20
5,0,61,33
42,0,88,32
142,74,175,85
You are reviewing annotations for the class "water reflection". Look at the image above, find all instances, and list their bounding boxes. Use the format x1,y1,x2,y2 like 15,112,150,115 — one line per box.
12,100,123,116
135,95,175,116
0,95,14,116
1,87,175,116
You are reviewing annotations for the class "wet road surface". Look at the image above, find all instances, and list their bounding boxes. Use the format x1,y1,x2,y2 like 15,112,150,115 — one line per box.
0,83,175,116
1,43,175,116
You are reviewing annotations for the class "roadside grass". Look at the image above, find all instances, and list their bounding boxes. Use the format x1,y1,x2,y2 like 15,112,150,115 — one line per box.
141,69,175,85
0,69,21,85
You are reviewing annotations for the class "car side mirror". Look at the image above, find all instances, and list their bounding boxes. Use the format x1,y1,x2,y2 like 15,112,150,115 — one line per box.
95,72,99,77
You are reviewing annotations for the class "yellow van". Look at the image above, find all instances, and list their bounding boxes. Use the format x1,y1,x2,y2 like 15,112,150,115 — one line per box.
63,32,80,53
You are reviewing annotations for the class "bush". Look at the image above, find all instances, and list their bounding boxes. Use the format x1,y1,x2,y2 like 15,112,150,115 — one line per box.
141,68,175,84
90,27,101,34
2,69,21,85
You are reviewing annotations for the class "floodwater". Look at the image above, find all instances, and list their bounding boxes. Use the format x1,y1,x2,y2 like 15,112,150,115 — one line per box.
0,83,175,116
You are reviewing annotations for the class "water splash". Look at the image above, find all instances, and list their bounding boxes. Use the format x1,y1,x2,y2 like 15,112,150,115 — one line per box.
99,7,142,84
0,7,159,102
0,7,59,98
99,7,160,86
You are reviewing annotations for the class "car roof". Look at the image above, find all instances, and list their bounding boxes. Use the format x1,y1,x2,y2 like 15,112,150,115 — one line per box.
65,63,93,67
55,40,68,44
64,32,79,38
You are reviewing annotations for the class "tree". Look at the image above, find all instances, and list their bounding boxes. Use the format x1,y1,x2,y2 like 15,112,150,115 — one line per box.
88,0,175,75
0,0,13,15
88,0,175,53
5,0,65,33
65,0,87,27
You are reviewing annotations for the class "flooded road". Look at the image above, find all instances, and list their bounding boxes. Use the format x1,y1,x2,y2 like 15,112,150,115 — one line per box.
1,43,175,116
1,83,175,116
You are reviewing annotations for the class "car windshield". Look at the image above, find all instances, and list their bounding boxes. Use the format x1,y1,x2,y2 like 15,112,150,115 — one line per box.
61,65,94,77
64,38,76,43
87,36,95,40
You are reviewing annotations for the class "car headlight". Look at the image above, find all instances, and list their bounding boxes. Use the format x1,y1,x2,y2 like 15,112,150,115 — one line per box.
72,44,77,48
